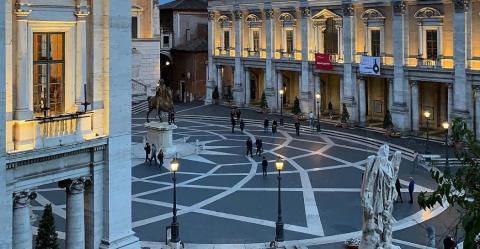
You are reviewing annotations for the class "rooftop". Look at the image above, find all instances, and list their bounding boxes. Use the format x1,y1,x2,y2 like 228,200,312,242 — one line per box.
160,0,207,11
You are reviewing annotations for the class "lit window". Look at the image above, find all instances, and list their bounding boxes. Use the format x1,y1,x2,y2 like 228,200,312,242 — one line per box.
323,18,338,54
426,30,438,60
286,30,294,54
252,30,260,52
371,30,381,57
223,30,230,50
33,33,65,115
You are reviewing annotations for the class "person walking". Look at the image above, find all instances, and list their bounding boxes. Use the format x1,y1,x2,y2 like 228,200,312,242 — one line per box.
308,111,314,127
157,149,164,168
150,144,158,166
264,118,269,134
231,116,236,133
144,142,151,165
246,137,253,157
240,119,245,133
295,120,300,136
261,156,268,177
408,177,415,203
170,110,175,124
272,119,277,135
236,109,242,122
255,137,263,156
328,101,333,119
395,178,403,203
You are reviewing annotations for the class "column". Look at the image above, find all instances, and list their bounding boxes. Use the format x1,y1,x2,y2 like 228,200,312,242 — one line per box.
12,191,36,249
388,79,393,110
277,71,283,108
245,69,251,105
474,86,480,140
75,4,89,107
448,83,453,129
265,7,276,109
14,5,32,120
358,77,366,126
85,167,103,249
300,4,311,113
60,178,87,249
233,8,244,105
411,81,419,132
342,2,357,123
217,66,223,98
314,74,321,115
206,11,216,104
453,0,471,121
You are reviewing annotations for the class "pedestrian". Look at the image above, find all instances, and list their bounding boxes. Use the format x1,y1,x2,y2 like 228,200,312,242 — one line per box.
443,235,456,249
170,109,175,124
395,178,403,203
408,177,415,203
230,108,235,119
144,142,151,164
255,137,263,156
236,109,241,122
157,149,164,168
272,119,277,135
231,116,236,133
328,102,333,119
295,120,300,136
246,137,253,157
150,144,158,166
308,111,314,127
240,119,245,133
261,156,268,177
264,118,269,134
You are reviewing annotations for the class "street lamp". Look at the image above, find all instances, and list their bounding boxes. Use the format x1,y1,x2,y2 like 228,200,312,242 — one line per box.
442,121,450,175
279,89,284,126
170,156,180,244
315,92,321,132
424,111,431,155
274,156,284,244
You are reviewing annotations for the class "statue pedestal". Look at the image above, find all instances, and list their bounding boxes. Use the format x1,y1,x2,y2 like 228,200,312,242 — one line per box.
144,122,177,157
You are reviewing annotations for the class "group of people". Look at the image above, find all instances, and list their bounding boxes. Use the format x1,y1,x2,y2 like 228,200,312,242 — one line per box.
395,176,415,204
263,118,279,135
230,108,244,133
144,142,165,168
245,137,264,157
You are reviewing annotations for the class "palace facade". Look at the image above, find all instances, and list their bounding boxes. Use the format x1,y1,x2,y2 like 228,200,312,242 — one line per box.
206,0,480,137
1,1,139,248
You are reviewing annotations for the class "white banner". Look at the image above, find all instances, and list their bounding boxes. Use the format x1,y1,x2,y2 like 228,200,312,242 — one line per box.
359,56,381,75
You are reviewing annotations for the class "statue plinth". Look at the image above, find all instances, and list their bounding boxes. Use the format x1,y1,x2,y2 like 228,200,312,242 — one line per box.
145,122,177,156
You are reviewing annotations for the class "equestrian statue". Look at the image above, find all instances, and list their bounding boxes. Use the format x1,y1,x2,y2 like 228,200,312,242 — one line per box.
146,83,174,123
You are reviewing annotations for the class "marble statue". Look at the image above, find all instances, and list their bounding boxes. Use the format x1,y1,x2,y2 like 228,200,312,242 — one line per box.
360,144,402,249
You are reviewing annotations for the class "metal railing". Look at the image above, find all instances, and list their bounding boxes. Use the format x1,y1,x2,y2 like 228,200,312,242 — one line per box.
132,79,148,96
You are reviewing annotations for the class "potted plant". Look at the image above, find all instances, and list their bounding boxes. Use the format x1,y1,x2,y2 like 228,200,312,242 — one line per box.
452,117,467,149
292,96,301,115
383,109,394,136
340,103,350,128
260,91,269,113
212,86,219,104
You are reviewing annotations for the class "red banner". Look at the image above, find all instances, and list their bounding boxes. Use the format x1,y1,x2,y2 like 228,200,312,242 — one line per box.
315,53,333,70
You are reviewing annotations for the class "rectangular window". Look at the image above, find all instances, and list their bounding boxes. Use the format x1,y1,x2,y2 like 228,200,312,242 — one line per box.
132,16,138,38
426,30,438,60
33,33,65,115
185,28,191,42
162,35,170,48
286,29,294,54
252,30,260,52
223,30,230,50
370,30,381,57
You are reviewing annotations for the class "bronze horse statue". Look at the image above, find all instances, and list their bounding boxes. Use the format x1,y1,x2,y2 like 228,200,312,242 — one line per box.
146,84,174,123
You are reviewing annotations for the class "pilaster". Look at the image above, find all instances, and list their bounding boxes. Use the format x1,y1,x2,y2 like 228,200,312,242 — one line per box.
14,4,32,120
206,10,216,104
474,86,480,140
233,8,245,106
75,2,90,108
300,4,312,113
358,77,366,126
265,7,276,109
410,81,419,132
341,1,357,123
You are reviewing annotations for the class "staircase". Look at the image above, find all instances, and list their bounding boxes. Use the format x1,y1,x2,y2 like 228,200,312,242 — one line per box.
132,78,148,104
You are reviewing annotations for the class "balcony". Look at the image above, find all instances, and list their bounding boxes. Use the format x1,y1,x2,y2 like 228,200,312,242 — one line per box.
416,56,442,69
216,47,234,57
276,49,300,60
9,112,97,152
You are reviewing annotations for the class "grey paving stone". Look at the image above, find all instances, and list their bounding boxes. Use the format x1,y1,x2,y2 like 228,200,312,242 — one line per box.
140,187,223,207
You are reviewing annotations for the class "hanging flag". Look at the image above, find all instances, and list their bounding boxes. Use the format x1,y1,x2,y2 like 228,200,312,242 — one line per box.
359,56,381,75
315,53,333,70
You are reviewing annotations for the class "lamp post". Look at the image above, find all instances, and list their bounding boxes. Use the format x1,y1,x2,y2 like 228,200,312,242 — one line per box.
274,156,284,244
170,156,180,244
315,92,321,132
424,111,431,155
442,121,450,175
279,89,284,126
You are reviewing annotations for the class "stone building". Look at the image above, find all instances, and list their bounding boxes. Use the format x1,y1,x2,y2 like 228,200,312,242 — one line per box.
131,0,161,97
206,0,480,137
0,1,139,248
160,0,208,102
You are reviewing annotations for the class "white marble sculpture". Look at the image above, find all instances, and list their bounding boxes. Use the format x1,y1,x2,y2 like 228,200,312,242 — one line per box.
360,144,402,249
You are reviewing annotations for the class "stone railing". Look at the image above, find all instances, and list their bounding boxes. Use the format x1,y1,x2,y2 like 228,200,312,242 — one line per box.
10,112,96,152
416,57,442,68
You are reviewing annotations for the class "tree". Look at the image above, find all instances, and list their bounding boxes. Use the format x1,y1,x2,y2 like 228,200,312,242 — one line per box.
292,96,301,115
341,103,350,123
418,120,480,248
35,204,59,249
260,91,269,109
383,109,393,130
212,86,219,102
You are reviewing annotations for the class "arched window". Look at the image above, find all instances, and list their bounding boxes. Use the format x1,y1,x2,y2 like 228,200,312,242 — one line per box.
323,18,338,54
